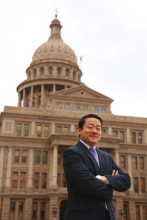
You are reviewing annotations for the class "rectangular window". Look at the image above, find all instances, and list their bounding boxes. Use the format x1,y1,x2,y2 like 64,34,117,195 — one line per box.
113,130,118,137
123,205,128,220
34,173,40,189
62,174,67,187
13,172,18,188
58,152,61,165
57,126,62,131
131,132,136,143
20,172,26,189
40,202,45,219
35,151,40,163
142,206,147,220
44,126,49,137
120,131,124,143
22,150,27,162
42,173,47,189
37,125,42,137
24,124,29,136
63,127,69,132
133,156,137,169
32,202,38,219
102,130,106,135
43,151,47,164
139,157,144,169
134,177,139,192
136,205,140,220
10,202,16,220
16,124,22,136
120,155,125,168
18,202,24,220
141,178,145,193
14,149,20,162
57,173,60,187
138,133,142,144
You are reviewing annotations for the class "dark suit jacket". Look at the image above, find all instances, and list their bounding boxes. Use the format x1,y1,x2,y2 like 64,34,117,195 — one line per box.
63,140,131,220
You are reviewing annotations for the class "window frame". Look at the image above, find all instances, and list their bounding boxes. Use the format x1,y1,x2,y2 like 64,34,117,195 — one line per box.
130,130,144,144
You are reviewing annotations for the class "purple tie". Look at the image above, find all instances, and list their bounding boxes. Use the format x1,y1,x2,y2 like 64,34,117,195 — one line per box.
89,147,108,211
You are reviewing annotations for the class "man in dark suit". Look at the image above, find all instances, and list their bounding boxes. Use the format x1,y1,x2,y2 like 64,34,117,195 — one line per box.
63,114,131,220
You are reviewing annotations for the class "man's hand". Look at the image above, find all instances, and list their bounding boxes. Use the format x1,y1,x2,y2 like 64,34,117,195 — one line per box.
111,170,119,195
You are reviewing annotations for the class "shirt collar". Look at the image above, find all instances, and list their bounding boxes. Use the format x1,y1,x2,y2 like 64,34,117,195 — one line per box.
80,140,96,149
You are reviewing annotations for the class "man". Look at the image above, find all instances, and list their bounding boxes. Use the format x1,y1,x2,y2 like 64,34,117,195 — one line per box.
63,114,131,220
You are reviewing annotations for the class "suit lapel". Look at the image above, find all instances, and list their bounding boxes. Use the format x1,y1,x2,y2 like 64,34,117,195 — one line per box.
77,141,100,175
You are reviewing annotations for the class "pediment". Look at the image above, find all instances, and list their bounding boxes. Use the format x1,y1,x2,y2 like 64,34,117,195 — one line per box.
54,84,113,101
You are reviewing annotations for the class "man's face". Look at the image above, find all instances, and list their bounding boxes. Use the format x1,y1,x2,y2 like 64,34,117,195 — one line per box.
78,117,102,146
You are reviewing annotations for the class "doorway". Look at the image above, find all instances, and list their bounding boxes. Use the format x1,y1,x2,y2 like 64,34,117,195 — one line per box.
60,200,67,220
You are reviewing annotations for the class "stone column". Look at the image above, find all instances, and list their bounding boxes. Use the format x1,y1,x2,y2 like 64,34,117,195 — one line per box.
41,84,44,106
51,122,55,134
52,145,58,186
115,149,119,165
1,197,10,220
115,199,123,220
30,86,33,107
65,85,67,89
24,198,33,220
5,147,12,192
18,91,21,107
71,124,74,132
35,87,38,107
128,154,133,193
108,127,112,135
126,129,130,143
49,148,53,187
23,88,26,107
129,201,136,220
53,84,56,93
44,66,48,76
0,146,4,192
145,130,147,144
27,148,34,193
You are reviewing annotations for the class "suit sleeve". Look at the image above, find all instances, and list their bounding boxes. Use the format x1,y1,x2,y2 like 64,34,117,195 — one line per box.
105,156,131,192
63,147,113,201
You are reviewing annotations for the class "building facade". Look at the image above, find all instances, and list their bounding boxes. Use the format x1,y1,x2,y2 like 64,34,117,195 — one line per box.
0,15,147,220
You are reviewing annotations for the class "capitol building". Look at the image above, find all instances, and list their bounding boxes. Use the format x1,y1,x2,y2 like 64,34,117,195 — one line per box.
0,15,147,220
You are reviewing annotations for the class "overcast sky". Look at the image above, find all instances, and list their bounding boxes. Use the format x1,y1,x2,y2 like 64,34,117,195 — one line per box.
0,0,147,118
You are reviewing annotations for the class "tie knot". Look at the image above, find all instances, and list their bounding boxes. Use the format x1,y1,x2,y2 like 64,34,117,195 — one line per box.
89,147,95,152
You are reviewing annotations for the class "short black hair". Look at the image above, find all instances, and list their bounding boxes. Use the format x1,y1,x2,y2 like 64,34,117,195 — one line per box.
78,114,102,130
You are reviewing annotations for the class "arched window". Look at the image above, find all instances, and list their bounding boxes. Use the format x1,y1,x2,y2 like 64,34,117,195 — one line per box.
49,67,52,75
53,27,55,34
57,68,61,75
58,46,60,51
73,71,76,79
56,27,58,33
65,69,68,77
38,96,41,106
35,69,37,77
51,45,54,50
41,68,44,75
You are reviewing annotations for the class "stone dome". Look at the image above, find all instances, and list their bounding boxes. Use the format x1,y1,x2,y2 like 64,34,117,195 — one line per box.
31,16,77,65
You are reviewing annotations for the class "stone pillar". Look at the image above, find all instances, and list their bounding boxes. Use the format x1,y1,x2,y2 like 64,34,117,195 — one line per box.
18,91,21,107
0,146,4,192
108,127,112,135
30,86,33,107
5,147,12,192
24,198,33,220
1,197,10,220
49,148,53,187
27,148,34,192
69,69,73,79
128,154,133,192
126,129,130,143
115,198,123,220
31,122,35,136
23,88,26,107
129,201,136,220
145,130,147,144
65,85,67,89
44,66,48,76
41,84,44,106
35,87,37,107
49,196,58,220
51,122,55,134
52,145,58,186
53,84,56,93
115,149,119,165
71,124,74,132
